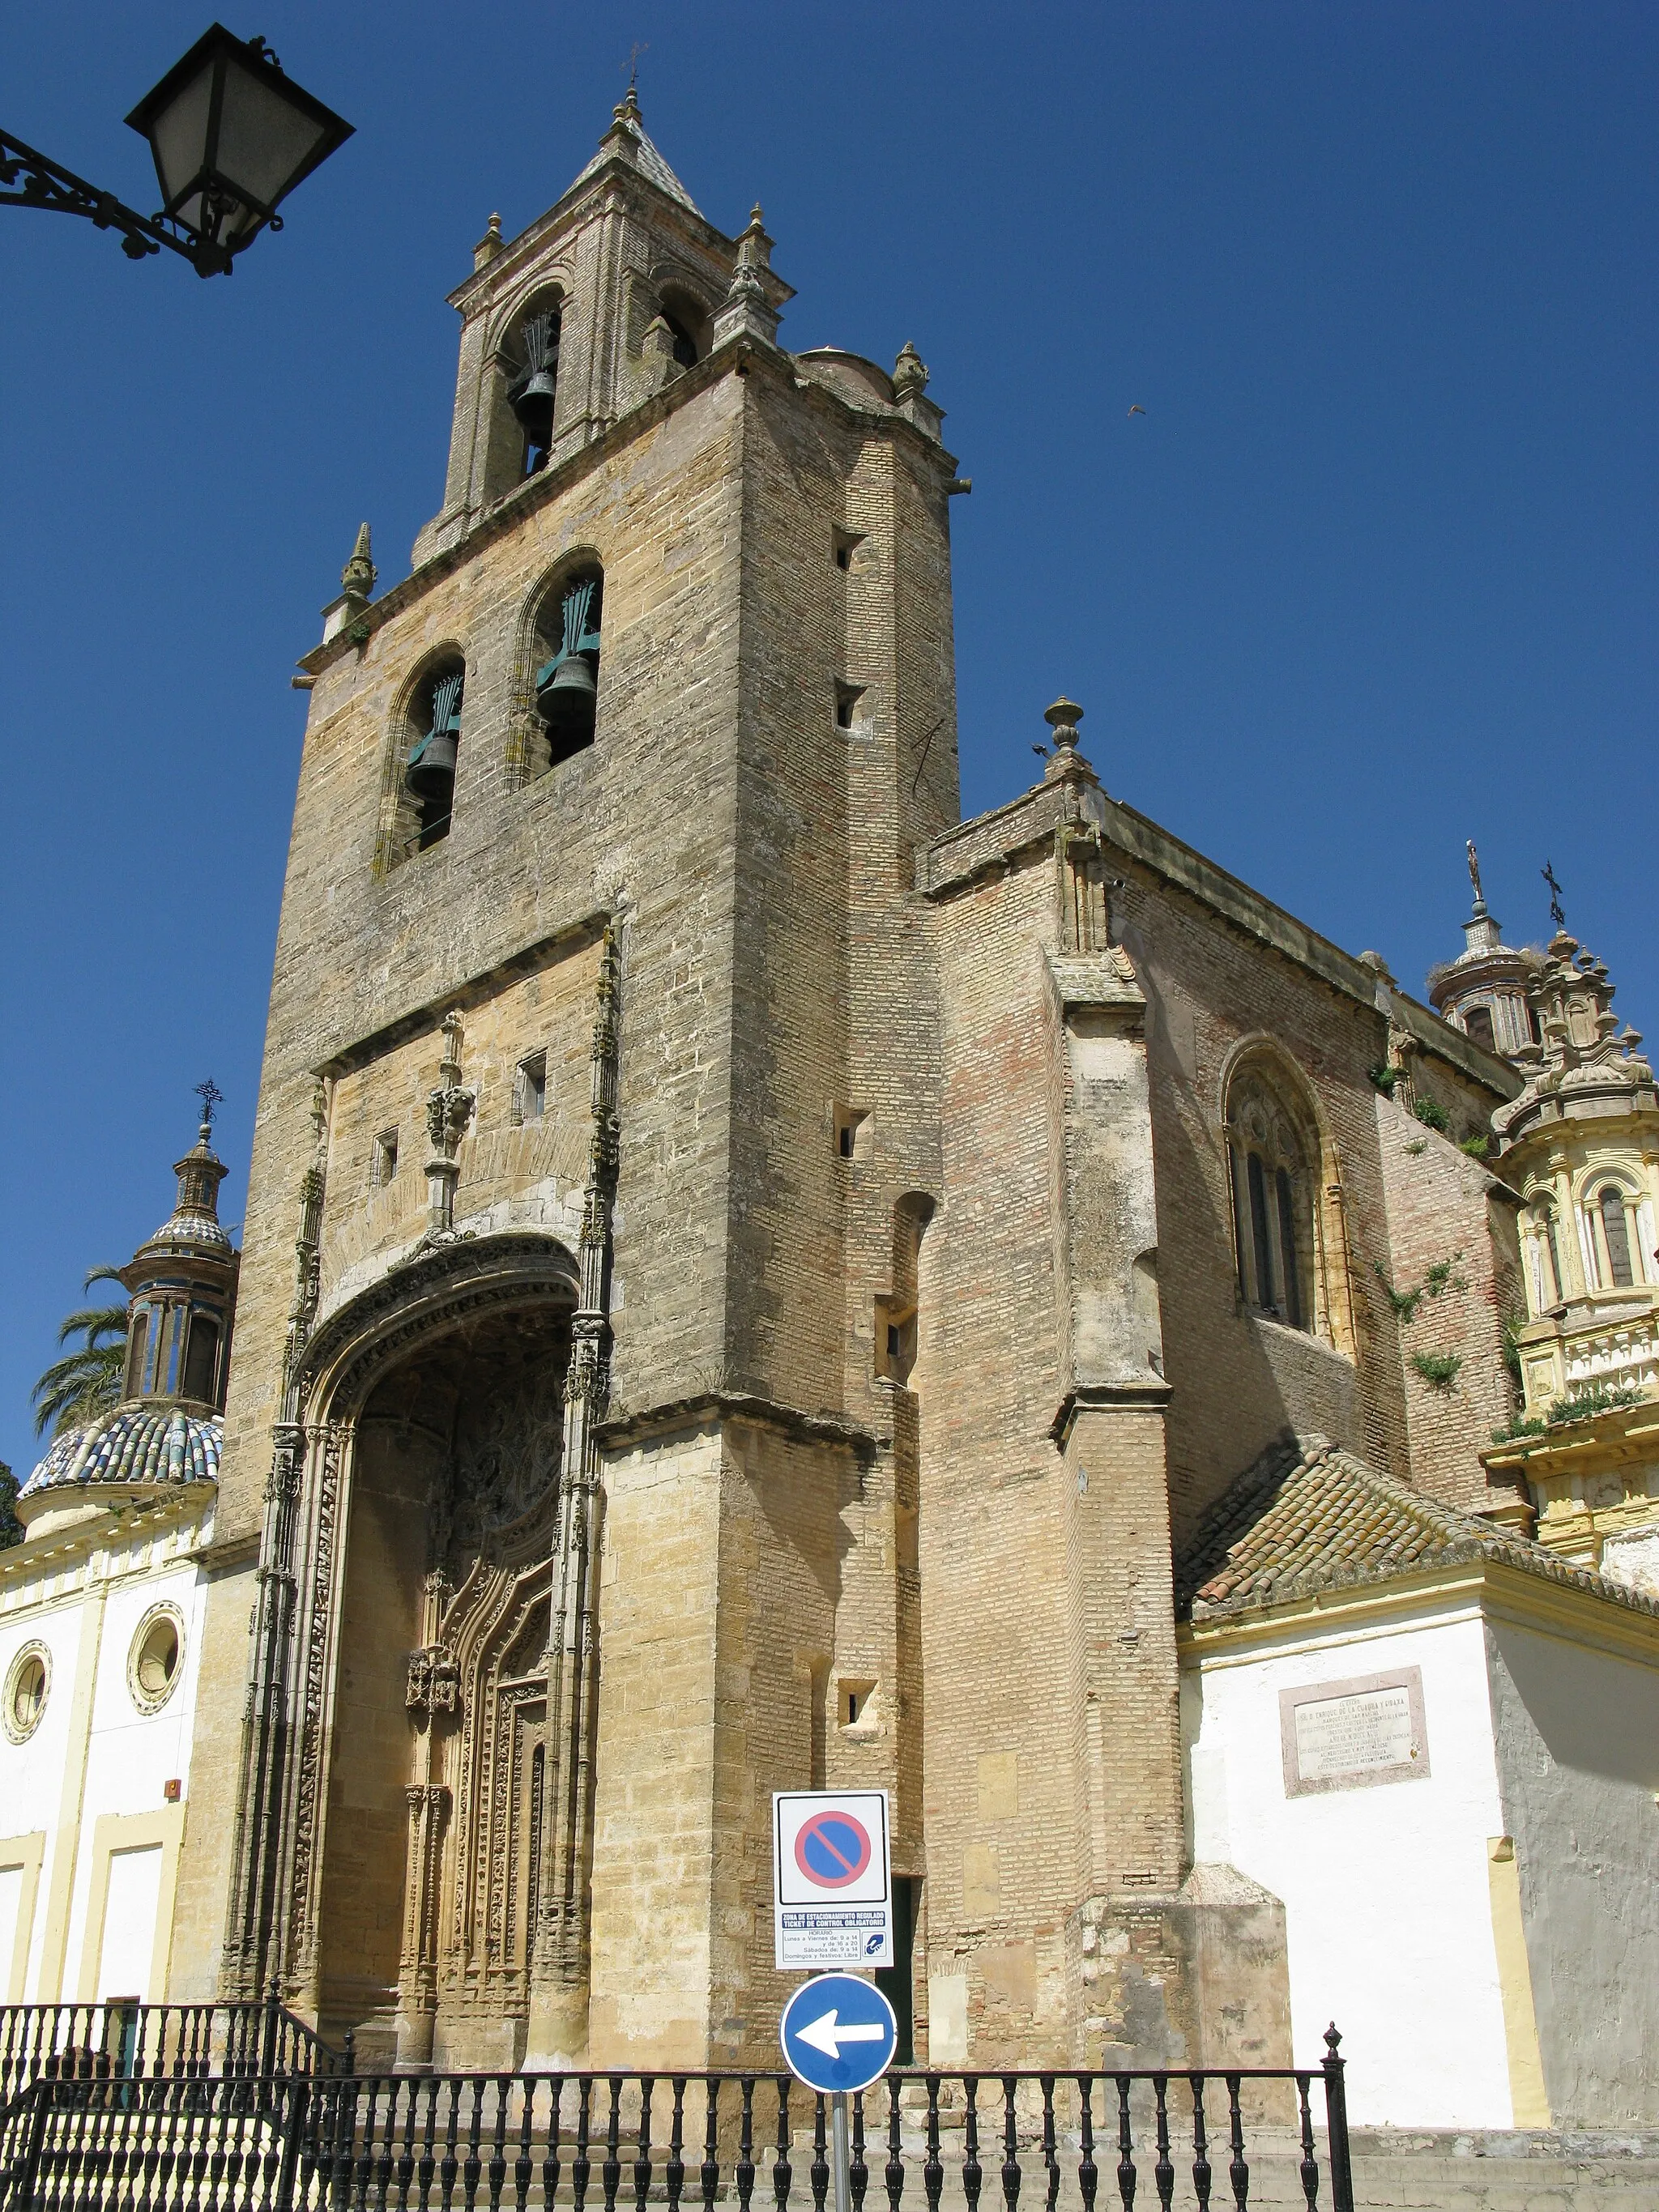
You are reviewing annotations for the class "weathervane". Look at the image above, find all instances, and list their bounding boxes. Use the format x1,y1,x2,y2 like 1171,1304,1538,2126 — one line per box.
195,1078,223,1132
1542,862,1566,931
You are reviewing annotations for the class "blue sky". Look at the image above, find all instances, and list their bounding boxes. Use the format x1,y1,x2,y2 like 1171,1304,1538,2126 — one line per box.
2,2,1653,1481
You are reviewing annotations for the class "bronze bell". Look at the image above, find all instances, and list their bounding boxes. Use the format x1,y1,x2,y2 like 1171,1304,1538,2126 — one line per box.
510,366,557,450
537,652,598,738
404,728,457,803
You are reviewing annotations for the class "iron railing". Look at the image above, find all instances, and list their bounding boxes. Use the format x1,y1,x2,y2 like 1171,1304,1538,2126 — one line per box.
0,2032,1355,2212
0,1991,347,2103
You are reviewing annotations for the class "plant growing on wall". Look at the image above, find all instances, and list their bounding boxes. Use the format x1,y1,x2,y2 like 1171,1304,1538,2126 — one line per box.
1458,1134,1491,1160
1413,1096,1450,1132
1490,1380,1644,1446
1411,1350,1462,1391
1367,1063,1401,1095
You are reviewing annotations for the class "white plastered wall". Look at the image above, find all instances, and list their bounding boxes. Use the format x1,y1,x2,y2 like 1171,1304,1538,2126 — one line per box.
1486,1616,1659,2127
1182,1600,1516,2128
0,1514,209,2004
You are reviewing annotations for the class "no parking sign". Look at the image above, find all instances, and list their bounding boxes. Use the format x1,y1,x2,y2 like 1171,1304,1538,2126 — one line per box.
774,1790,892,1969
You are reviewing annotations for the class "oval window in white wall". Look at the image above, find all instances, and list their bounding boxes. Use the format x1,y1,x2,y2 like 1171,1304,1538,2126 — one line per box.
3,1646,49,1744
128,1609,184,1715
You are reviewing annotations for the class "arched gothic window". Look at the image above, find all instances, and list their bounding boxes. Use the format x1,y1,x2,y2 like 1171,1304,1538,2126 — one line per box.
1226,1065,1317,1334
1597,1183,1636,1289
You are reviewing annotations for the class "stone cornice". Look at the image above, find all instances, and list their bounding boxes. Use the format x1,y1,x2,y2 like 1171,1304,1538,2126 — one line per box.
1051,1382,1173,1447
1483,1395,1659,1477
596,1390,877,1462
0,1483,215,1599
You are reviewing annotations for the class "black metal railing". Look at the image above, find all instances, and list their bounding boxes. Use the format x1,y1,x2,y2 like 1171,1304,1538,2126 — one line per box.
0,2031,1355,2212
0,1989,347,2103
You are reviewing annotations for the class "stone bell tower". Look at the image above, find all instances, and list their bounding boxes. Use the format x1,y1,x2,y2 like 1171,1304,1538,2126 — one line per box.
171,89,966,2070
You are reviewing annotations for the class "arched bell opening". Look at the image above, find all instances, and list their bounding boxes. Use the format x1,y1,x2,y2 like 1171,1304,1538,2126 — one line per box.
529,560,603,770
312,1294,573,2068
386,652,467,863
483,288,565,497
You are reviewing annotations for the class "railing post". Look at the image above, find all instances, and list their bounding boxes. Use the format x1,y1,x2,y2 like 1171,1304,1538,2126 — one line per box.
262,1975,282,2080
1321,2023,1354,2212
16,2078,52,2211
275,2074,312,2212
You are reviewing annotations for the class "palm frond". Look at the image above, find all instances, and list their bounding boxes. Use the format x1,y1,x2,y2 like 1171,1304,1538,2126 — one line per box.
55,1306,130,1349
31,1344,125,1437
83,1265,129,1295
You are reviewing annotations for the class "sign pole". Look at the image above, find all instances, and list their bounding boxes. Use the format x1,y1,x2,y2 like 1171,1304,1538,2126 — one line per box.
831,2091,851,2212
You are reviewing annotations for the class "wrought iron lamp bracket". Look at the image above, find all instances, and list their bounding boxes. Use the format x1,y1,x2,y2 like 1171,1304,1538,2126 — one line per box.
0,128,230,274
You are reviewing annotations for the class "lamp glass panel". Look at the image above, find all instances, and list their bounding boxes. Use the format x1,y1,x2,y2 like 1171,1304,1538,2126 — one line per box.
146,60,215,207
215,53,333,207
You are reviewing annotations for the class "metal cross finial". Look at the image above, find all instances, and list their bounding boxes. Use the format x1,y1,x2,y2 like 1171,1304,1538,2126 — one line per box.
1465,839,1483,909
625,40,648,92
195,1078,223,1131
1542,860,1566,930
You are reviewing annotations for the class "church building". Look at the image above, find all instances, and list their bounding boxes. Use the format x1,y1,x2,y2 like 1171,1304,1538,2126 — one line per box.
90,94,1653,2129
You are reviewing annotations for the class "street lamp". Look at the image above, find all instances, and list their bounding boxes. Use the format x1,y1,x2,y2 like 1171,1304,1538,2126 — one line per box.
0,23,352,277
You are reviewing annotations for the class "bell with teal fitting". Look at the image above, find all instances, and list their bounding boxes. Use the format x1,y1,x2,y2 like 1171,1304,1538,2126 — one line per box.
535,576,602,744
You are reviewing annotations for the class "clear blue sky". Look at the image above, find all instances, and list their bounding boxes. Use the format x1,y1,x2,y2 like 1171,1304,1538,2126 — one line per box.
2,2,1653,1481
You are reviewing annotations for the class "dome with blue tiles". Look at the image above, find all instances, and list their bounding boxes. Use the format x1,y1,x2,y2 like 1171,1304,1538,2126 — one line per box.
20,1401,221,1502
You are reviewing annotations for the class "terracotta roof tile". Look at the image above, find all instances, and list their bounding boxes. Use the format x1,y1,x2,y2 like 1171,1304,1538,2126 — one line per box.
1175,1431,1659,1624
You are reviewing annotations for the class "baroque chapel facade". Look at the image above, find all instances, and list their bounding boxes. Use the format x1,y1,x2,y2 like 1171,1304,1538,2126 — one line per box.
152,96,1658,2113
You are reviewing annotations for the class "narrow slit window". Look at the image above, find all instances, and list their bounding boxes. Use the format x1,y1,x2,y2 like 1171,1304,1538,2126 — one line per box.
125,1310,150,1400
181,1315,220,1406
373,1130,399,1188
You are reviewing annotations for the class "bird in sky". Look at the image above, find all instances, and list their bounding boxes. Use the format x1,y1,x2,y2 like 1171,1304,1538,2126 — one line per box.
1128,404,1146,416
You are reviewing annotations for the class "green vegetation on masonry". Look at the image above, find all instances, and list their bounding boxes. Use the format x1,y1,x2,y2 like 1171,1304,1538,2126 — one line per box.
1411,1351,1463,1391
1367,1063,1401,1096
1375,1251,1466,1323
1459,1135,1491,1160
1491,1382,1645,1447
1414,1096,1450,1132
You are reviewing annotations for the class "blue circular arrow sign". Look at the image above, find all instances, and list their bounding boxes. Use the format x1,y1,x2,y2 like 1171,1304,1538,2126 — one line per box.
779,1973,898,2094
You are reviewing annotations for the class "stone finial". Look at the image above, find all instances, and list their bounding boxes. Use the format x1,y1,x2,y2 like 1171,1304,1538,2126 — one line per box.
892,342,928,400
473,211,502,270
711,203,781,352
340,522,376,603
1042,698,1096,787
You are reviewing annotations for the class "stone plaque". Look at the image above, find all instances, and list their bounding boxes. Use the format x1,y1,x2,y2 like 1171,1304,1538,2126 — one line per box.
1279,1667,1429,1796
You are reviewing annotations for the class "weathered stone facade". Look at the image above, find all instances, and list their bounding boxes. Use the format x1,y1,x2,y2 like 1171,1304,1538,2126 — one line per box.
168,97,1533,2075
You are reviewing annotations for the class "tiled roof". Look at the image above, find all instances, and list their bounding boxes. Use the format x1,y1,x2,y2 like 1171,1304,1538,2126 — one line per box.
21,1404,221,1500
569,117,702,217
1175,1432,1659,1623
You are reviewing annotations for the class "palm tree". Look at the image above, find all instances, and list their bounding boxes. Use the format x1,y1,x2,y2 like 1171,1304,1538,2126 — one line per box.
32,1268,130,1438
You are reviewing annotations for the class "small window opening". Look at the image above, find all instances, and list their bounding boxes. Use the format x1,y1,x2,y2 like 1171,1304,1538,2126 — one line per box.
373,1130,399,1188
404,664,464,850
1464,1004,1496,1052
136,1619,179,1699
7,1653,46,1740
124,1309,150,1399
181,1315,220,1407
839,1679,876,1728
833,530,864,573
834,681,865,734
834,1105,868,1160
534,571,603,768
875,1300,918,1383
507,305,561,476
515,1051,548,1126
663,311,698,369
1599,1185,1635,1289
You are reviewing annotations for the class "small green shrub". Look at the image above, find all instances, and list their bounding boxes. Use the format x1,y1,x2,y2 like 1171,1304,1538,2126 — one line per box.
1410,1351,1462,1392
1414,1096,1450,1132
1422,1254,1467,1300
1403,1138,1427,1157
1368,1064,1401,1095
1458,1135,1491,1160
1546,1383,1642,1428
1491,1413,1547,1444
